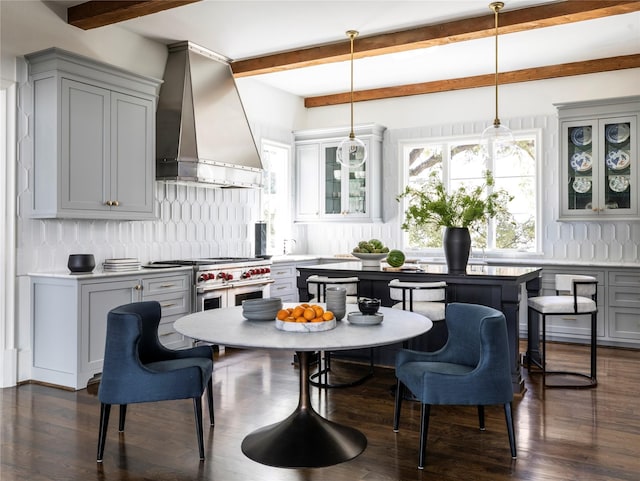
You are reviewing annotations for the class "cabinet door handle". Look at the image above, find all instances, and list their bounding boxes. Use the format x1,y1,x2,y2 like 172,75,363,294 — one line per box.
159,283,176,288
105,200,112,206
134,284,142,290
161,302,177,308
112,200,120,207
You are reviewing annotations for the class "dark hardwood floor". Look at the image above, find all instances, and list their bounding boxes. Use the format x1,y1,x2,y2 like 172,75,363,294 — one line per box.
1,341,639,481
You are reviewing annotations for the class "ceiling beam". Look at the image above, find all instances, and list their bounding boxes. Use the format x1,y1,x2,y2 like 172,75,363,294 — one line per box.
304,54,640,108
68,0,201,30
231,1,640,77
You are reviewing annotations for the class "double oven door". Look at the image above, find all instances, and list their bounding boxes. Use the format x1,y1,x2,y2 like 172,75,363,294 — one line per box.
196,281,272,312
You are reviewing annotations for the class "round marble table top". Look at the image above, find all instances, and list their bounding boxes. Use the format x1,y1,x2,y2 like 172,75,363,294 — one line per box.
174,303,432,352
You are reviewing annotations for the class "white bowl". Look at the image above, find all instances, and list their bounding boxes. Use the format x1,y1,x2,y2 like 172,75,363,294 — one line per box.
351,252,387,266
275,319,336,332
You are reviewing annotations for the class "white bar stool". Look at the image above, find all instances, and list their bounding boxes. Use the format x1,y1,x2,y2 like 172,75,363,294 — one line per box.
306,275,373,388
527,274,598,388
389,279,447,351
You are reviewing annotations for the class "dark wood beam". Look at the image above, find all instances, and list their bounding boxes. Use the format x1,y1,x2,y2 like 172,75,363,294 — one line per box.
231,1,640,77
304,54,640,107
68,0,200,30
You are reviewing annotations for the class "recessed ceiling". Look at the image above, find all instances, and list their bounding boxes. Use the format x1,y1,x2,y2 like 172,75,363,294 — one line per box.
64,0,640,98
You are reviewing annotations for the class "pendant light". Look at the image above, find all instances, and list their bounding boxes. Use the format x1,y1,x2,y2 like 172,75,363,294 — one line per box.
337,30,367,168
481,2,514,156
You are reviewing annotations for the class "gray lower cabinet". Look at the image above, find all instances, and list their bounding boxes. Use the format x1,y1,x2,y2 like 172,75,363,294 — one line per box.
30,270,192,390
608,270,640,341
26,47,160,220
518,264,640,348
270,263,299,302
270,259,346,303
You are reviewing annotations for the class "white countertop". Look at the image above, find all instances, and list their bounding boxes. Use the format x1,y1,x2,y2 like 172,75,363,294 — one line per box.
28,265,193,279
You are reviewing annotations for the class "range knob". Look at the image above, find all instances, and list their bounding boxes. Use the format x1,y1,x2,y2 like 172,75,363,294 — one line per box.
243,271,252,279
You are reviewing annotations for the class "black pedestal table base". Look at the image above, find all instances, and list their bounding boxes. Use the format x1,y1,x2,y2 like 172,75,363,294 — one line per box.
241,351,367,467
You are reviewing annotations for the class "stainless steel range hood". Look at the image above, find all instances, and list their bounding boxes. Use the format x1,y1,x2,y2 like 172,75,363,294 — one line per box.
156,41,263,188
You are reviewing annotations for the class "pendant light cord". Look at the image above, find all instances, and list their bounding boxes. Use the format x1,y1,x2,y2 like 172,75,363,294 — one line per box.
347,30,358,139
490,2,503,127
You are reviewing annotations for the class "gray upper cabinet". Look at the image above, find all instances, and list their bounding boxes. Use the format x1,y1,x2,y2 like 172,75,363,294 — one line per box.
556,96,640,221
26,48,161,220
294,124,386,223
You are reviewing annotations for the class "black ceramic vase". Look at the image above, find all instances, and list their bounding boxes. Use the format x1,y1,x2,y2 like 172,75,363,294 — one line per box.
443,227,471,274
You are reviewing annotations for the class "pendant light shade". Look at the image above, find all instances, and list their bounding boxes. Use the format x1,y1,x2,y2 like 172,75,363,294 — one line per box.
481,2,514,157
337,30,367,168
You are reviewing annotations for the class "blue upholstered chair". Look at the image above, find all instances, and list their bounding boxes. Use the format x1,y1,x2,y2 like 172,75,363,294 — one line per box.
393,302,516,469
97,301,214,462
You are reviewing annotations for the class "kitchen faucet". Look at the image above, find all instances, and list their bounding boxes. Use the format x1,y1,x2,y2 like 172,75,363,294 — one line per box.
283,239,297,255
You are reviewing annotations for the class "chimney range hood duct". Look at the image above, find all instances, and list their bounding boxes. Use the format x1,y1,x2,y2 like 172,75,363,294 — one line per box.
156,41,263,188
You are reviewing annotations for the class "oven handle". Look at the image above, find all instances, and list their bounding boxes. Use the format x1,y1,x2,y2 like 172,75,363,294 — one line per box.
229,279,275,289
195,279,274,294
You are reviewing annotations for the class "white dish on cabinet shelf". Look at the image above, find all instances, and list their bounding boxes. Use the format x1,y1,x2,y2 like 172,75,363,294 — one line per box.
572,177,592,194
606,149,630,171
605,123,630,144
570,151,592,172
570,126,592,146
609,175,630,193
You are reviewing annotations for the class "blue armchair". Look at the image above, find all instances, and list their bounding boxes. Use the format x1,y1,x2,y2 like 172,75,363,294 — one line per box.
393,302,516,469
97,301,214,462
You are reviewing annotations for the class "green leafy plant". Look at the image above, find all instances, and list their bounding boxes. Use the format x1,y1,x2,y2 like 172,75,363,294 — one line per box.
397,170,513,232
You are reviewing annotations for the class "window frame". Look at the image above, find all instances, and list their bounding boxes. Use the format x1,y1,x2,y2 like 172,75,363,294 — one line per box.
397,129,542,257
260,138,293,256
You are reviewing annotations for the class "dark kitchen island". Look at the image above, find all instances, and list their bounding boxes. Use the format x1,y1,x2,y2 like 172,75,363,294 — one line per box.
297,261,542,394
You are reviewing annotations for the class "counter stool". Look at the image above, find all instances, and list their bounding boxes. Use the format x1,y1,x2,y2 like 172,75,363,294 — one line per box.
389,279,447,351
527,274,598,388
306,275,374,389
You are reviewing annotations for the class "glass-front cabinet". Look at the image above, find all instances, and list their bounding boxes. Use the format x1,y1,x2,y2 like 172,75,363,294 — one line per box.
294,124,385,222
557,97,639,221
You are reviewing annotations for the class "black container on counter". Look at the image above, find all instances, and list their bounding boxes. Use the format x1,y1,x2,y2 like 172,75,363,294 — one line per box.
255,222,268,257
67,254,95,273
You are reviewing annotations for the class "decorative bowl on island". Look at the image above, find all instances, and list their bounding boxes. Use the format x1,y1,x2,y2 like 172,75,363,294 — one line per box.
351,252,387,267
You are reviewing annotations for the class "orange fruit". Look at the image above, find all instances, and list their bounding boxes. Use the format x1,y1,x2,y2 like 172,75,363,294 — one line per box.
292,306,305,318
295,316,306,323
276,309,289,320
313,306,324,318
300,303,310,308
285,316,295,322
322,311,334,321
303,308,316,321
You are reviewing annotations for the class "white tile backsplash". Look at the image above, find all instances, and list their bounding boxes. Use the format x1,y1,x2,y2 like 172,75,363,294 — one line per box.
15,181,261,274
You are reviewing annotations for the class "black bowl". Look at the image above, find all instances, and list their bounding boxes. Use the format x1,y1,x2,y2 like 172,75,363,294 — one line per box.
358,298,381,315
68,254,95,273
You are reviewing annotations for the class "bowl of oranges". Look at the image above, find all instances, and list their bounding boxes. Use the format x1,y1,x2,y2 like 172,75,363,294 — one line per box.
275,303,337,332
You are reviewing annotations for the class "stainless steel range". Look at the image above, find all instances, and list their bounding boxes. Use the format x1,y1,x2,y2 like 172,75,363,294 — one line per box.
150,257,273,312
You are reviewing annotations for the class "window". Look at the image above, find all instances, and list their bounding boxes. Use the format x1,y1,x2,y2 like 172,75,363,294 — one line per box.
400,133,538,253
261,140,292,255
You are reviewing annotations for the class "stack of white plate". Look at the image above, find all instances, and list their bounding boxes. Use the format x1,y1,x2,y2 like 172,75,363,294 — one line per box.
103,258,141,272
242,298,283,321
